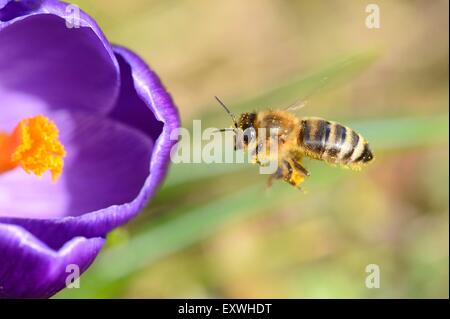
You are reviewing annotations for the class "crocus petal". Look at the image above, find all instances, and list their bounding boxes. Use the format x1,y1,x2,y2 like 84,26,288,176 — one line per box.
0,1,120,121
0,0,9,11
0,222,104,298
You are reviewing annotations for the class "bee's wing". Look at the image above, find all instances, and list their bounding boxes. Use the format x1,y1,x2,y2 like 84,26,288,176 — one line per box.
284,99,308,111
284,76,329,112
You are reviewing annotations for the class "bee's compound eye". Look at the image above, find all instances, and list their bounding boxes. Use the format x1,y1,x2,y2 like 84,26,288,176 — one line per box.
243,127,256,144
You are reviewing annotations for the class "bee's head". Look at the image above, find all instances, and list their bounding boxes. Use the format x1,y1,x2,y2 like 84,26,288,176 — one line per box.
237,112,257,147
214,96,256,148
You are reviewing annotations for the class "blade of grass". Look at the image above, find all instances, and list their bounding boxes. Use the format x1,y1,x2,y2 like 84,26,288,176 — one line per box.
195,51,379,127
56,167,344,298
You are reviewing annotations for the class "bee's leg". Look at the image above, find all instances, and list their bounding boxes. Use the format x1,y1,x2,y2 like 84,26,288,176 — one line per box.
267,165,284,188
283,159,308,189
289,151,310,177
267,174,276,188
292,160,310,177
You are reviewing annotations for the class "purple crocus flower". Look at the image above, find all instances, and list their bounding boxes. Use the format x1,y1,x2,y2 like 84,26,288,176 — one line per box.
0,0,179,298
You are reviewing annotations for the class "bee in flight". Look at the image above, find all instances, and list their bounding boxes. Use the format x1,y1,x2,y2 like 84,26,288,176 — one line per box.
215,96,374,189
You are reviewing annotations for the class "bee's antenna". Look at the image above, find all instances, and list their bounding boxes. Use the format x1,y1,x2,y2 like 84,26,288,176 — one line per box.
215,96,238,128
213,128,236,133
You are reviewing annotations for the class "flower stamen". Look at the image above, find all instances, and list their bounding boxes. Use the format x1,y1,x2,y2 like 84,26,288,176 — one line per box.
0,115,66,182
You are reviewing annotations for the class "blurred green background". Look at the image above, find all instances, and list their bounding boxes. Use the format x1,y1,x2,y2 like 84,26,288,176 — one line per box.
57,0,448,298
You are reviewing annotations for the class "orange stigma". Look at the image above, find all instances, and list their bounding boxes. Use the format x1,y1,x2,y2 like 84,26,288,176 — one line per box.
0,115,66,182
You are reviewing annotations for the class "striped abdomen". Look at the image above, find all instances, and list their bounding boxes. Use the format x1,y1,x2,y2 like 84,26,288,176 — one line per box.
298,118,373,167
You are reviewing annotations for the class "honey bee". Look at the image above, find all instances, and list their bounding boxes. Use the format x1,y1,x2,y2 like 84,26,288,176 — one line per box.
215,96,374,189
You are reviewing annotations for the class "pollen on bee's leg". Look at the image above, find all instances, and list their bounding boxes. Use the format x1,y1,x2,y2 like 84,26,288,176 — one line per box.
0,115,66,182
289,170,306,189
